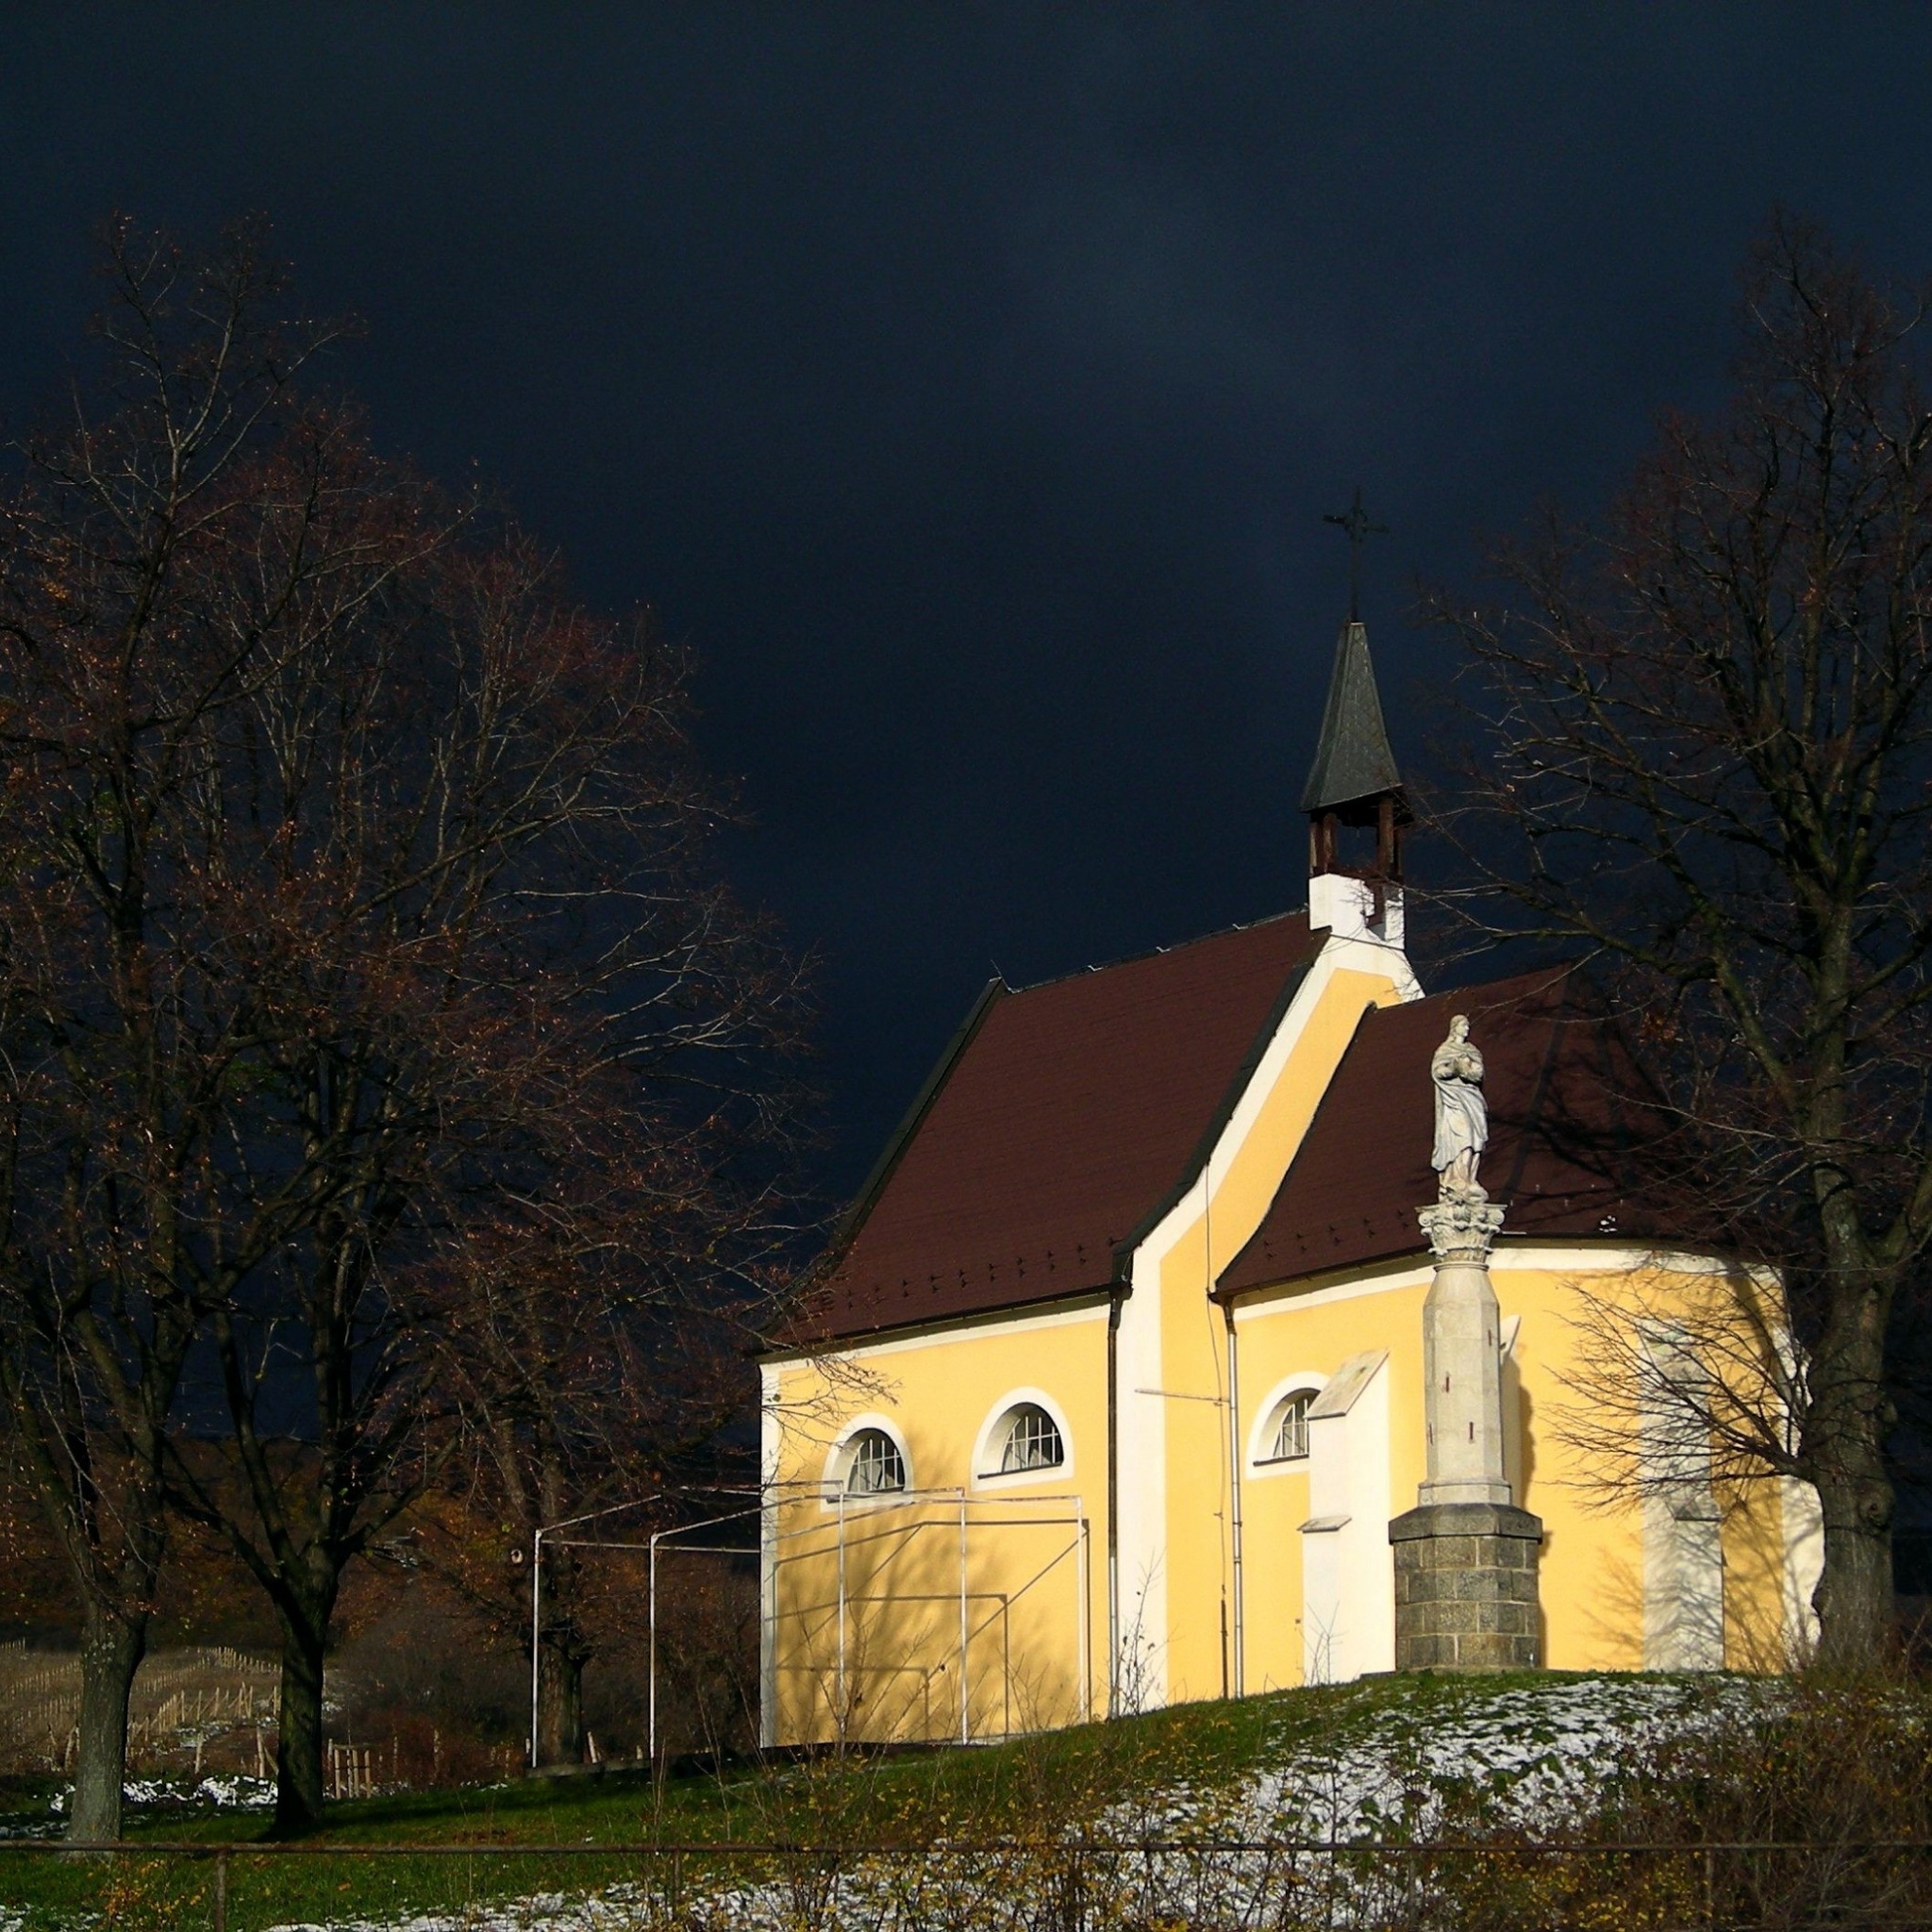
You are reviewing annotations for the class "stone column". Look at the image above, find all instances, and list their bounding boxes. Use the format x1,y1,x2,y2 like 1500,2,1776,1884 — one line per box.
1389,1186,1543,1671
1417,1190,1511,1507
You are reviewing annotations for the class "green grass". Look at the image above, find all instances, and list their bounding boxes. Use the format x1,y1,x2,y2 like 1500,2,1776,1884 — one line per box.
0,1672,1568,1930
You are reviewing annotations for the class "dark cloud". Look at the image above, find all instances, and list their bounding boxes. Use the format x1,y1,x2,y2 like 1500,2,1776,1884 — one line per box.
3,4,1927,1192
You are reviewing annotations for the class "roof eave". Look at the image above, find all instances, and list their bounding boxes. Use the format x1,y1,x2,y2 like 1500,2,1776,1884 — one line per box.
1216,1229,1742,1304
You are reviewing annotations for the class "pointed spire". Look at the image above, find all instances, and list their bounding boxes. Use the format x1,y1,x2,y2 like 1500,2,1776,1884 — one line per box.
1301,619,1403,814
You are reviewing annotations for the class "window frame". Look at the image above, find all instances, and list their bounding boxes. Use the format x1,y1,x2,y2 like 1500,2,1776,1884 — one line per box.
1246,1373,1327,1478
972,1389,1074,1489
823,1414,913,1506
1259,1391,1313,1464
993,1402,1065,1475
845,1427,908,1495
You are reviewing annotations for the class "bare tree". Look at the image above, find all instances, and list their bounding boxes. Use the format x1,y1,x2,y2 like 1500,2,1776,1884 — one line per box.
0,219,810,1834
162,396,807,1831
1434,217,1932,1666
0,219,363,1839
417,1157,793,1767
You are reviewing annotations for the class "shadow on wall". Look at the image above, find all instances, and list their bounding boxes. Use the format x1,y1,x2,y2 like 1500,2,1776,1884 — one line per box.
773,1493,1091,1746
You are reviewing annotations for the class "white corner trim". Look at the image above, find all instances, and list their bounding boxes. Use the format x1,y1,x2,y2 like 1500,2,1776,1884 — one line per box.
1113,1241,1168,1706
1779,1473,1824,1666
758,1363,780,1747
970,1386,1076,1491
759,1363,781,1483
1246,1370,1326,1477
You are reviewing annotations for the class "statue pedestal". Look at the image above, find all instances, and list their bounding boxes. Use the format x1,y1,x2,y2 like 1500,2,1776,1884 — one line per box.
1389,1502,1542,1671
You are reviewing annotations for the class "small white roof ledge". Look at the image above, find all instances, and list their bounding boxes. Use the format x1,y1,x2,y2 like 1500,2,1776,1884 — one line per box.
1307,1347,1389,1420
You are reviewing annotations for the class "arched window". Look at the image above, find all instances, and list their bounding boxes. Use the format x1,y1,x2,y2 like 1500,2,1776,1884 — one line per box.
1260,1391,1313,1464
843,1427,907,1495
994,1403,1064,1474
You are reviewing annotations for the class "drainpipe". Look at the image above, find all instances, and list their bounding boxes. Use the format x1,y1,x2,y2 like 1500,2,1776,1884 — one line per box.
1224,1297,1245,1699
1107,1284,1124,1716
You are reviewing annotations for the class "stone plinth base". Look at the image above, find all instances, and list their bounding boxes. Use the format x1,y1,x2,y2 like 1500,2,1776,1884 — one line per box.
1389,1502,1543,1672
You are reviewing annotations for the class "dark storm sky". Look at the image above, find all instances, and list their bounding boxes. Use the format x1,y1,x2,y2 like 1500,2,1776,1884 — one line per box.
4,6,1928,1196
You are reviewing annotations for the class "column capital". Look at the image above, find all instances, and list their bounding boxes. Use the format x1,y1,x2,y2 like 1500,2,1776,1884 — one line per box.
1416,1184,1507,1262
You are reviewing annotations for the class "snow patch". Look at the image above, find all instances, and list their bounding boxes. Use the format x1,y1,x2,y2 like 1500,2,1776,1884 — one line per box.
265,1890,651,1932
48,1773,277,1816
1239,1672,1770,1840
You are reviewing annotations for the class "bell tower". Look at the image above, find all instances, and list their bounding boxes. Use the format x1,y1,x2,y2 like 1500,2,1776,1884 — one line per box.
1301,615,1410,942
1304,489,1409,941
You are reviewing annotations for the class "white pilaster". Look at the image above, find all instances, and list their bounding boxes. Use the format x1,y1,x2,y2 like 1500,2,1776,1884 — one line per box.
1300,1348,1393,1682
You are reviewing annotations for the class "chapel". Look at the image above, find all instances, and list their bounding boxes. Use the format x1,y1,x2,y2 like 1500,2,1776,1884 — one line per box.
757,616,1819,1747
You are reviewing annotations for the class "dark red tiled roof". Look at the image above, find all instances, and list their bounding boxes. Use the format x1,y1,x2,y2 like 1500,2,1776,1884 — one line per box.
1218,969,1662,1295
787,913,1320,1344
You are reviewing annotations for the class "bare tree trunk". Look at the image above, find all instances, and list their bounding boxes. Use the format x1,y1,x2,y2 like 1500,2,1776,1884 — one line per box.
537,1624,587,1766
272,1586,336,1834
4,1359,178,1848
68,1603,145,1844
1813,1472,1896,1665
1807,1280,1898,1667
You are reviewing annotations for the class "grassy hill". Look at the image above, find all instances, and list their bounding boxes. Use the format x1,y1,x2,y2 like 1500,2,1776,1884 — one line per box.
0,1669,1923,1930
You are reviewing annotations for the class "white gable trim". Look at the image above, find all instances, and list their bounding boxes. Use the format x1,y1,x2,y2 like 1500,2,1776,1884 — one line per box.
1202,931,1420,1219
1133,926,1424,1295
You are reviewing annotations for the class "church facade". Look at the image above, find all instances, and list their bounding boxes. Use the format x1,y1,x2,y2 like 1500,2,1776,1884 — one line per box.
758,622,1820,1747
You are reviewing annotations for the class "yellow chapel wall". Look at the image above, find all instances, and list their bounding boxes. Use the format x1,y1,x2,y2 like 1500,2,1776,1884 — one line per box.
1232,1274,1428,1691
1228,1249,1806,1683
1499,1252,1801,1672
762,1300,1109,1745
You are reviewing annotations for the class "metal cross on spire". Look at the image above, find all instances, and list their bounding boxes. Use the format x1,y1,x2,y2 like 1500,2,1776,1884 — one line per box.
1324,485,1390,623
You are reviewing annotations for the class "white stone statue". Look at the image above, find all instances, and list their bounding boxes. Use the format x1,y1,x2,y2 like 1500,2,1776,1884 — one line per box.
1417,1013,1512,1509
1430,1014,1488,1194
